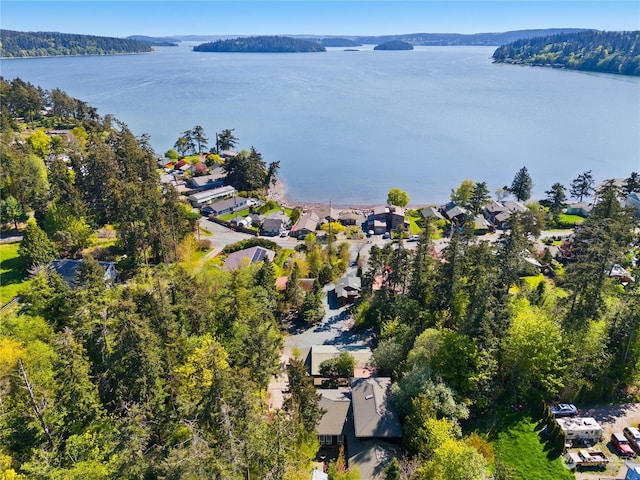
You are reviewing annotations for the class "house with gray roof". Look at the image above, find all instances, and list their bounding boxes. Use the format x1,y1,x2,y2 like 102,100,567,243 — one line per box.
186,168,226,190
224,246,275,270
347,377,401,479
261,211,290,236
420,206,444,220
317,388,351,449
351,377,402,440
335,275,361,305
206,196,248,216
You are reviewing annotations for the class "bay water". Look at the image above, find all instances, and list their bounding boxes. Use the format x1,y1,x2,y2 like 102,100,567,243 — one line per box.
2,43,638,205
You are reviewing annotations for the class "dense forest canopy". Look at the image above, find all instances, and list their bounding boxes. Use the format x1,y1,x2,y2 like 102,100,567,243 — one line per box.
492,30,640,76
0,30,152,58
1,77,639,478
193,36,326,53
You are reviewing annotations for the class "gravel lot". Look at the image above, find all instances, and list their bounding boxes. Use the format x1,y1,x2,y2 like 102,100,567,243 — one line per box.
570,403,640,480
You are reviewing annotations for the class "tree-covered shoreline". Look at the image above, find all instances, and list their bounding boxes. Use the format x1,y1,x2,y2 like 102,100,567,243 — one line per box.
0,30,152,58
492,30,640,76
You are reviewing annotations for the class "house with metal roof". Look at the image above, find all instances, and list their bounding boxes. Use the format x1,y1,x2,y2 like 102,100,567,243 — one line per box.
187,185,236,207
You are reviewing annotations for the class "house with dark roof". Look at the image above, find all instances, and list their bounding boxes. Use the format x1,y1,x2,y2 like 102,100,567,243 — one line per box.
48,259,117,288
261,212,290,236
348,377,401,479
350,377,402,440
317,388,352,449
420,206,444,221
335,275,361,305
224,246,275,270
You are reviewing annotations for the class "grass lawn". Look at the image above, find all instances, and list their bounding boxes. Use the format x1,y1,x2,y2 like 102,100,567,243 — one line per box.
557,213,585,227
491,413,574,480
406,210,423,235
0,243,32,305
219,209,251,221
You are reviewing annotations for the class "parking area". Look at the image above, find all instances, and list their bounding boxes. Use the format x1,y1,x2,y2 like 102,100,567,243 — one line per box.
570,403,640,480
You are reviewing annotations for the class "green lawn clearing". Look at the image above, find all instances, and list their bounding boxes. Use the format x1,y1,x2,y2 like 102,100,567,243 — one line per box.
492,414,573,480
0,243,32,305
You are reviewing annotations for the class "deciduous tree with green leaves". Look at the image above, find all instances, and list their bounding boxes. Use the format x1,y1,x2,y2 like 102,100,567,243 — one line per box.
387,188,410,207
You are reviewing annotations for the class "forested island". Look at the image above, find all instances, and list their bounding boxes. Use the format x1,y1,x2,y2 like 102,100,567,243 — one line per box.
0,30,152,58
193,35,326,53
1,77,640,479
493,30,640,76
374,40,414,51
320,37,361,47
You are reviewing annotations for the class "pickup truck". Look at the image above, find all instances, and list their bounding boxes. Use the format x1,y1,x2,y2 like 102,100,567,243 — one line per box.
565,449,610,468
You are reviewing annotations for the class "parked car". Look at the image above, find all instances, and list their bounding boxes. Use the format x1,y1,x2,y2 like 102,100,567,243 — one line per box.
550,403,578,417
382,232,390,239
408,234,420,242
611,431,635,457
623,426,640,453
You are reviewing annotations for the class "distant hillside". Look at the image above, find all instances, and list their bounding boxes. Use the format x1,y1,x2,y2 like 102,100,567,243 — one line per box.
126,35,179,46
493,30,640,76
0,30,152,57
193,36,326,53
320,37,361,47
354,28,590,46
374,40,414,51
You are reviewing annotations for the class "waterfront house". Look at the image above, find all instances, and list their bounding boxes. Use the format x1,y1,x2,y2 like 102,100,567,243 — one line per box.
420,206,444,221
442,203,469,224
291,211,320,239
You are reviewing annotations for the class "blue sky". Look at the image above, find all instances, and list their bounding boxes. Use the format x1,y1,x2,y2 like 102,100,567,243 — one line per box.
1,1,638,37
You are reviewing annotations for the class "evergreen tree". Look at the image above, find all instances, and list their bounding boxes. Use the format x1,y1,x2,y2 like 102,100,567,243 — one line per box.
622,171,640,195
544,182,566,224
19,219,57,270
570,170,595,202
509,166,533,202
469,181,491,214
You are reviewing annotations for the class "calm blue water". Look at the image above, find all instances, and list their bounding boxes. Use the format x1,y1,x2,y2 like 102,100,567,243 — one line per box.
2,44,639,205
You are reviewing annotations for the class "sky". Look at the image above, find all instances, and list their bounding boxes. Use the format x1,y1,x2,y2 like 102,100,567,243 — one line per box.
1,1,638,38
